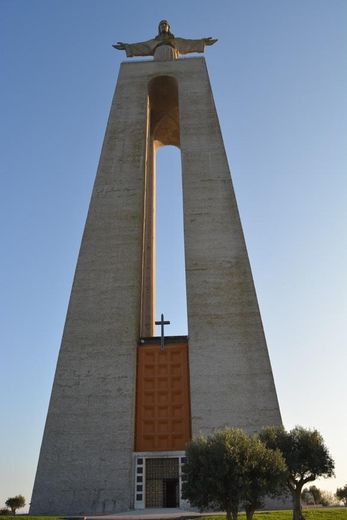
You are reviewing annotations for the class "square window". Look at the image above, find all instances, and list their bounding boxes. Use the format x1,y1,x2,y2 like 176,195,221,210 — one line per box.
136,485,143,492
137,467,143,474
137,458,143,464
137,476,143,483
136,494,142,501
181,457,187,464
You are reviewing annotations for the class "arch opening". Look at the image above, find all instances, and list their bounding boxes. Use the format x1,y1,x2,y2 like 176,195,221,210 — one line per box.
140,76,187,337
148,75,180,148
156,146,187,336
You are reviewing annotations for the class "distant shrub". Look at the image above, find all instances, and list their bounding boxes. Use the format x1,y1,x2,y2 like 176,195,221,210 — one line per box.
320,490,340,507
301,489,315,505
336,484,347,506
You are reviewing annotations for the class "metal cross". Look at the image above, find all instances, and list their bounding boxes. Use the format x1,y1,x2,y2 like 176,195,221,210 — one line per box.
155,313,170,351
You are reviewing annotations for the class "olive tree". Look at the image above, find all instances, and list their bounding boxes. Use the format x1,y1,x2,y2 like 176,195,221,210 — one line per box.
259,426,335,520
242,439,287,519
5,496,26,515
182,428,287,520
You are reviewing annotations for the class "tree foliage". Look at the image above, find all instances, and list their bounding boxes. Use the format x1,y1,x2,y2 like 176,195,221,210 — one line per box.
336,484,347,506
301,485,340,507
259,426,335,520
4,496,26,515
319,490,339,507
182,428,287,520
241,438,287,520
301,489,315,505
302,485,322,505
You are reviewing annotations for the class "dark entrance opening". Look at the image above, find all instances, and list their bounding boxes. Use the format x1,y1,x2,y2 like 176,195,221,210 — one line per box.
145,457,179,507
163,478,179,507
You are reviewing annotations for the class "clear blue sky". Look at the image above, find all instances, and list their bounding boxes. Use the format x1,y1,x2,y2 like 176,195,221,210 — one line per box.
1,0,346,510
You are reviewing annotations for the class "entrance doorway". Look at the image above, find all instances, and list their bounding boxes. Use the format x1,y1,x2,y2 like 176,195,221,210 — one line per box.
145,458,179,508
163,478,179,507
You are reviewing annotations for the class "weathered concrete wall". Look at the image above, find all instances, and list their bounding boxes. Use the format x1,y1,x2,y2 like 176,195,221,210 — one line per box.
30,57,282,516
178,59,282,434
30,62,150,516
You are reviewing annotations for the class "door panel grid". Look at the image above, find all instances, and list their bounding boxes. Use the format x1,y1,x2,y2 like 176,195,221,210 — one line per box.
135,342,191,451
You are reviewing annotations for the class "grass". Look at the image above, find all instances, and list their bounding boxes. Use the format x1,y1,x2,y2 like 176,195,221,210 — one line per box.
204,509,347,520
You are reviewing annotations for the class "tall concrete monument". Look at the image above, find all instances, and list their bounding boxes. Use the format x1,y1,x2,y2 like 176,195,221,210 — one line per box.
30,21,282,515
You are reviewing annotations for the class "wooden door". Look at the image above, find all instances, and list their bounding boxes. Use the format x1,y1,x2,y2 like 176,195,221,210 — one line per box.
135,342,191,451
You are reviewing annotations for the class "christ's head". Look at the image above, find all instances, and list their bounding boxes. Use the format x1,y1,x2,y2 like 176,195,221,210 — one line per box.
158,20,170,35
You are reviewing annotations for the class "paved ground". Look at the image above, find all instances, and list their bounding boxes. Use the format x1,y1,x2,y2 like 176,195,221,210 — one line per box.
86,509,223,520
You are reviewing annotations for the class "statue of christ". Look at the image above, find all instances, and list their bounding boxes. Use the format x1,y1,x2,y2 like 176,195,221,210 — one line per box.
113,20,217,60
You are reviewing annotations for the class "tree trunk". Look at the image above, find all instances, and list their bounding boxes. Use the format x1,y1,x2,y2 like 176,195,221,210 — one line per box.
231,505,239,520
226,507,232,520
245,505,256,520
292,488,305,520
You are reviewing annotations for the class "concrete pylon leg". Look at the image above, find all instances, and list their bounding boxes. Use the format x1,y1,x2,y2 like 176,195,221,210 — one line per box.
178,59,282,434
30,63,149,516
